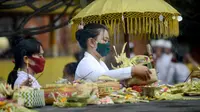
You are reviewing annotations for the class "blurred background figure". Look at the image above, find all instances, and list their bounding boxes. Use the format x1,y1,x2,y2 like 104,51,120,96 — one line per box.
154,39,165,60
167,53,190,85
154,39,172,84
164,40,173,56
162,40,173,69
129,42,135,58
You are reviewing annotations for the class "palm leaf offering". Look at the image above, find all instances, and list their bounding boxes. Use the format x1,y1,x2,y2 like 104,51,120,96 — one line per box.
53,92,88,108
0,83,14,97
112,43,152,69
112,43,133,69
110,87,146,104
112,43,158,86
170,81,200,95
140,80,200,100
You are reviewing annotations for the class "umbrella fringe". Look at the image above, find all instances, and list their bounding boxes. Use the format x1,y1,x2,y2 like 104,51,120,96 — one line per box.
72,14,180,42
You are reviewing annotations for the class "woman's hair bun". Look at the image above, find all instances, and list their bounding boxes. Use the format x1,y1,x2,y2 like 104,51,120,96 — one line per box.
76,29,86,41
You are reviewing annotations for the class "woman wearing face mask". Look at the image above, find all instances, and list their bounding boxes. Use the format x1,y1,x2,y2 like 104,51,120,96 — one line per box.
7,36,45,89
75,23,151,82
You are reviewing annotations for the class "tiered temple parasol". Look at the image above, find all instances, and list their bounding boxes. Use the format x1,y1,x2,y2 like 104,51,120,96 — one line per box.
71,0,181,57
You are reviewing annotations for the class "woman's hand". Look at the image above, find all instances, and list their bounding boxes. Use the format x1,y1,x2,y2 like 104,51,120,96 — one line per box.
20,77,33,87
131,65,151,81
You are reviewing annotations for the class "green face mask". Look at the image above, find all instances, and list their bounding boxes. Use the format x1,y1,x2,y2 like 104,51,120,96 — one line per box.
96,42,110,57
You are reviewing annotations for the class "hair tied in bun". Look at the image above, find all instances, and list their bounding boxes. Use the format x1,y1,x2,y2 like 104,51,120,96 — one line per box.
76,29,84,41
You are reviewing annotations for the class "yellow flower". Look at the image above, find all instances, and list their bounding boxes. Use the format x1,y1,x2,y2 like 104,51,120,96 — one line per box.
125,94,133,100
60,97,67,103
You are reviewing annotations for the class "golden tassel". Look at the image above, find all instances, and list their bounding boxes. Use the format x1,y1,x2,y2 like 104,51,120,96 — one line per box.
174,20,179,36
130,18,133,34
163,20,166,37
104,20,108,29
105,20,112,34
134,18,137,35
160,21,163,37
152,19,155,38
108,20,112,33
146,17,148,33
156,19,159,36
127,18,130,34
117,20,120,35
114,19,117,35
177,21,179,36
143,17,145,34
169,19,173,37
149,18,152,34
139,17,141,34
165,20,169,37
172,19,176,36
110,20,113,35
163,21,166,37
165,20,168,37
110,21,113,44
113,19,117,44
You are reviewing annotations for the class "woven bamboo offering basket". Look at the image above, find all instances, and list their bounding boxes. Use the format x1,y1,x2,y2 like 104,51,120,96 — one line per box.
75,82,98,97
42,84,77,104
127,69,158,86
97,82,121,97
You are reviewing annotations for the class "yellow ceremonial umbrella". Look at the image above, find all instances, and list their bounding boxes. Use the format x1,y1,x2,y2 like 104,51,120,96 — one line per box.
71,0,181,56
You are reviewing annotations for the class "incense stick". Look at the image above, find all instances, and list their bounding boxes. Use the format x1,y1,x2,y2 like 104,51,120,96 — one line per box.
184,70,194,82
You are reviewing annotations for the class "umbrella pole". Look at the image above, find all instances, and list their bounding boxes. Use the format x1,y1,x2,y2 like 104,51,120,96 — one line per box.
124,21,130,58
